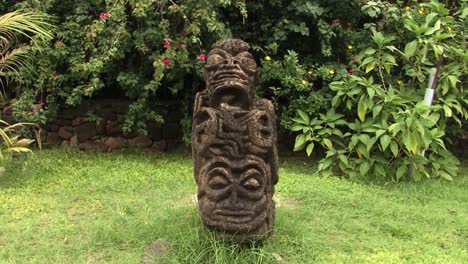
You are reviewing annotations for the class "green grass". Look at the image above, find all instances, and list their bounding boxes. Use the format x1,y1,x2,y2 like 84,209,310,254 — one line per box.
0,149,467,263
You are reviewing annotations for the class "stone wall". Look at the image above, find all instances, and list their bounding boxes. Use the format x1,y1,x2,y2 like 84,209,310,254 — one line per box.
2,99,183,152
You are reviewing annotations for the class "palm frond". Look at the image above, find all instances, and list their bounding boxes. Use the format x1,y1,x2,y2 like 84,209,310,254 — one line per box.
0,11,54,43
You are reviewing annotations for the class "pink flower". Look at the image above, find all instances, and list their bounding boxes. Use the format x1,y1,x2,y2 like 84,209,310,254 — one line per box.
39,100,45,106
181,31,186,37
348,69,354,75
163,39,171,48
33,105,40,111
332,19,341,25
99,12,110,20
198,54,206,61
176,43,183,48
162,58,170,67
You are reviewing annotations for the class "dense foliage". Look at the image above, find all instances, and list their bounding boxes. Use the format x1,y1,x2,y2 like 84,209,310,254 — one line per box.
292,0,467,181
1,0,466,181
3,0,363,134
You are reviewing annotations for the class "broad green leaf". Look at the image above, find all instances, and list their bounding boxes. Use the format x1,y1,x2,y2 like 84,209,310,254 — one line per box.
290,125,304,131
360,161,370,175
294,134,306,151
425,13,438,25
396,165,407,179
404,40,418,58
323,138,333,149
365,62,376,73
439,171,453,181
297,110,310,124
373,105,383,118
366,87,375,98
447,75,458,89
339,154,349,166
365,48,376,55
443,105,452,117
358,96,367,122
306,142,314,156
380,135,391,151
375,129,386,139
390,141,399,157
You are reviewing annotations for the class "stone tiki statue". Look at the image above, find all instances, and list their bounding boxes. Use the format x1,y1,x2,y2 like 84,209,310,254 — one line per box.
192,39,279,243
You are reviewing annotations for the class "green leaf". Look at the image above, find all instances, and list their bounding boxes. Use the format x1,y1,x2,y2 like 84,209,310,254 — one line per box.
390,141,399,157
306,142,314,156
357,96,367,122
323,138,333,149
380,135,391,151
439,172,453,181
360,161,370,175
443,105,452,117
404,40,418,58
366,87,375,98
373,105,383,118
365,62,376,73
297,110,310,124
396,165,407,179
294,134,307,151
339,154,349,166
290,125,304,131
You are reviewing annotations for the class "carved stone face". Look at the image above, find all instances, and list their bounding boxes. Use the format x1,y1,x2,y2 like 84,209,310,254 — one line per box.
204,40,258,111
197,156,271,233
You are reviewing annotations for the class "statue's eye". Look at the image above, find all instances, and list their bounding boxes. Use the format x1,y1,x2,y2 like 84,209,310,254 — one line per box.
207,54,225,65
242,177,261,191
241,168,263,191
239,56,256,69
208,175,229,190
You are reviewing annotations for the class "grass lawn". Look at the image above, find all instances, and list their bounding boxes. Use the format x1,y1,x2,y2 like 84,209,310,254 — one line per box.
0,149,467,263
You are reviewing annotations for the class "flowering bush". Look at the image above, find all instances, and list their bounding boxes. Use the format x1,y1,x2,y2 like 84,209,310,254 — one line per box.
291,0,467,181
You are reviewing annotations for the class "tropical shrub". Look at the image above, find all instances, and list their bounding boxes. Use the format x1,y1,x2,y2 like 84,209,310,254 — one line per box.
0,10,54,103
292,0,467,181
3,0,364,138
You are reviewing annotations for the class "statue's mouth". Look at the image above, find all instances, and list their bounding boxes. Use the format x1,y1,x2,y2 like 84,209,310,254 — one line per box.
213,209,254,223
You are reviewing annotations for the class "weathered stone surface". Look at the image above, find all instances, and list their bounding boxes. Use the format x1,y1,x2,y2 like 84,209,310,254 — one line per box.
75,123,97,142
45,123,59,132
128,135,152,148
46,132,61,145
192,39,278,243
104,137,128,150
70,136,78,147
106,120,122,136
61,140,69,147
78,142,108,152
142,239,170,264
152,140,168,152
39,128,47,142
96,120,106,135
71,117,84,127
58,126,74,140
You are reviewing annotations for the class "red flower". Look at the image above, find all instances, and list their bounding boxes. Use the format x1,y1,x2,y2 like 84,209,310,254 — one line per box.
39,100,45,106
33,105,40,111
348,69,354,75
162,58,170,67
181,31,186,37
176,43,183,48
332,19,341,25
198,54,206,61
99,12,110,20
163,39,171,48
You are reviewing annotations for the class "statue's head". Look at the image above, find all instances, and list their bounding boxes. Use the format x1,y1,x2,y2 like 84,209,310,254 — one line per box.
204,39,258,111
